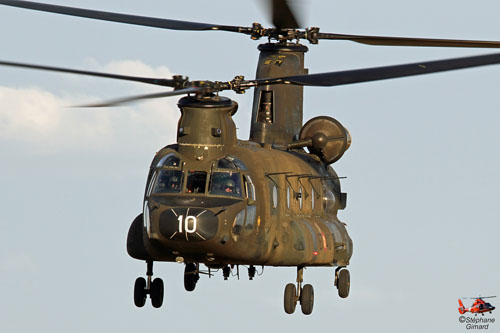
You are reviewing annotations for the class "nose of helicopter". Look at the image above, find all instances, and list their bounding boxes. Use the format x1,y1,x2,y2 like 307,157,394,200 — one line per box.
158,207,220,242
146,195,244,243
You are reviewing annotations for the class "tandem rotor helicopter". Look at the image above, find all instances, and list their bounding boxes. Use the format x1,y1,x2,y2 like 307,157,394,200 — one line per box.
2,0,500,316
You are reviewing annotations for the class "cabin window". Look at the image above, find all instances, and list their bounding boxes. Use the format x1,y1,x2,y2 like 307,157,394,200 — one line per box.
298,186,303,210
323,189,336,213
156,153,181,167
209,171,242,197
186,171,207,194
152,170,183,194
311,188,315,210
272,185,278,208
286,186,291,209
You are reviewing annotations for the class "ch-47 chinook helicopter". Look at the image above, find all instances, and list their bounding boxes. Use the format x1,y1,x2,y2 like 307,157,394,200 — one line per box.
3,0,500,316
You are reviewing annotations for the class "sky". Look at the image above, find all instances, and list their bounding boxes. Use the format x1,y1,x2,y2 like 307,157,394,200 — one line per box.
1,0,499,332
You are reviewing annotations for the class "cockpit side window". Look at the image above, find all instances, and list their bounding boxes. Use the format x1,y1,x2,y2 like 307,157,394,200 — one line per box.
152,170,183,194
146,171,159,197
209,171,242,197
186,171,207,194
244,175,256,201
156,153,181,167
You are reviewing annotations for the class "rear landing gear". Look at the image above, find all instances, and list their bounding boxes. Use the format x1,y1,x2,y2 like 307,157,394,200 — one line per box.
335,267,350,298
133,260,164,308
283,267,315,315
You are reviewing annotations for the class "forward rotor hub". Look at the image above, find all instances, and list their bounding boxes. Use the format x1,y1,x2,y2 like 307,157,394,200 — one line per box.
172,76,254,95
247,23,320,44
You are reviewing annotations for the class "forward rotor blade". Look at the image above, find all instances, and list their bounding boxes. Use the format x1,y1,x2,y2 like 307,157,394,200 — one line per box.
75,87,204,108
317,33,500,48
0,0,242,33
0,60,176,87
272,0,301,29
255,52,500,87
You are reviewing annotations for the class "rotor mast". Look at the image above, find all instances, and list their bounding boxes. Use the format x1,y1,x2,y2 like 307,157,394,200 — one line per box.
250,42,308,145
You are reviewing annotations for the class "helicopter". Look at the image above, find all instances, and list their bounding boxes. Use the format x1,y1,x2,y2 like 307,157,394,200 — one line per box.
2,0,500,316
459,296,496,316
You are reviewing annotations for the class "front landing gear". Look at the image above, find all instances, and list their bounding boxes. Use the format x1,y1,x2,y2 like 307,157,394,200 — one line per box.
134,277,147,307
184,262,200,292
134,260,164,308
283,267,315,315
335,267,350,298
284,283,297,314
301,284,314,315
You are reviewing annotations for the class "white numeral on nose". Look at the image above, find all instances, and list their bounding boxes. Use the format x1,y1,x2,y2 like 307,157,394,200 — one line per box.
177,215,198,233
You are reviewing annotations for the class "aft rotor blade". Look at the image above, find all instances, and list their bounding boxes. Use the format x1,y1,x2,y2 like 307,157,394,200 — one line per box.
255,52,500,87
0,60,177,87
317,33,500,48
75,87,204,108
272,0,301,29
0,0,243,33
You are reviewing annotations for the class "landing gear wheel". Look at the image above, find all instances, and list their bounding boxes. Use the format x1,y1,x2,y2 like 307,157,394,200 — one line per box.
300,284,314,315
150,278,164,308
337,269,350,298
284,283,297,314
184,263,200,292
134,277,147,307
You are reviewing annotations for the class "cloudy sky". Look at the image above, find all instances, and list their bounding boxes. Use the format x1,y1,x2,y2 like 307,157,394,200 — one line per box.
1,1,499,332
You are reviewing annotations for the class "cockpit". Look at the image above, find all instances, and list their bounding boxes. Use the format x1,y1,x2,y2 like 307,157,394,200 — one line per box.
147,153,247,199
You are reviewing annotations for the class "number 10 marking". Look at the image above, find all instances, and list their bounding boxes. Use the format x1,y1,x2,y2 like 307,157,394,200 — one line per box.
178,215,197,233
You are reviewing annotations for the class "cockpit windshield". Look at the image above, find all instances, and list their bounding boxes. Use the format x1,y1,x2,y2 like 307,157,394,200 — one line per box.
156,153,181,167
186,171,207,194
147,152,246,198
217,155,247,170
152,170,183,194
209,171,242,197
